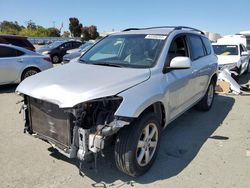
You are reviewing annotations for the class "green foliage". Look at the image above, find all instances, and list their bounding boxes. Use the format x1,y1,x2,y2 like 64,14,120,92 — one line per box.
0,18,100,39
26,20,36,30
69,17,82,37
47,27,60,37
81,25,99,41
0,21,23,35
88,25,99,39
81,26,90,41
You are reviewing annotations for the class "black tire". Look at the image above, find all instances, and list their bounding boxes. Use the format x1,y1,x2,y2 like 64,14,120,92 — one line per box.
195,80,215,111
21,68,39,81
115,112,161,177
51,54,60,64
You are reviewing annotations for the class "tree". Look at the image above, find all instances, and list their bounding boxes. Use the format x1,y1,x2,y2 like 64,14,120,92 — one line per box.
47,27,61,37
81,27,90,41
88,25,99,39
62,31,70,38
0,21,23,34
69,17,82,37
26,20,36,30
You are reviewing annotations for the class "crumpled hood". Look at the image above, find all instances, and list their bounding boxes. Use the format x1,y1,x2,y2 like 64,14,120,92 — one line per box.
16,62,150,108
217,55,240,65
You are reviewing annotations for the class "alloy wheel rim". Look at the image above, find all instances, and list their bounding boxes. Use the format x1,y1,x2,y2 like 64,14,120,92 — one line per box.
25,70,37,79
207,84,214,106
53,56,59,63
136,123,158,167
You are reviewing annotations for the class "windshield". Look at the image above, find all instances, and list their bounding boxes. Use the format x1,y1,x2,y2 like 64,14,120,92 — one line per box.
212,45,238,55
47,41,64,48
80,34,165,68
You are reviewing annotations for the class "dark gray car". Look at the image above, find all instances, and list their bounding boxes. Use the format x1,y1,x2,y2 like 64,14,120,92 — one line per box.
62,42,94,64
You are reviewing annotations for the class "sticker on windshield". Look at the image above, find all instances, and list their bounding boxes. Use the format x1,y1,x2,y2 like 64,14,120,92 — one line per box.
145,35,167,40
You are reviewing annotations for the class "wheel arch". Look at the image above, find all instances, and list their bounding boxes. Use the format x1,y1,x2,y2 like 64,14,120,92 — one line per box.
137,101,166,128
20,66,41,81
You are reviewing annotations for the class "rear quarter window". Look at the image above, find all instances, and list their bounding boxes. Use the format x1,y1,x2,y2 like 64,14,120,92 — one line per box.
201,37,212,55
189,35,206,60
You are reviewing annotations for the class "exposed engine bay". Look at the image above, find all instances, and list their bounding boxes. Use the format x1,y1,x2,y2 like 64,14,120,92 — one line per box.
21,95,130,163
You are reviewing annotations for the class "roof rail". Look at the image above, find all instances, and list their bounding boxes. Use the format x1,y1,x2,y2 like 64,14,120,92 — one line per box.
175,26,205,35
122,26,205,35
122,28,141,32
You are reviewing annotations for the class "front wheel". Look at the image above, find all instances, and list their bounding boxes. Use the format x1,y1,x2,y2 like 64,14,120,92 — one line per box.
195,81,215,111
115,112,161,177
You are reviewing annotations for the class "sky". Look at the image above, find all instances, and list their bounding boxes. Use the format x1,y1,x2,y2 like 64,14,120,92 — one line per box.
0,0,250,36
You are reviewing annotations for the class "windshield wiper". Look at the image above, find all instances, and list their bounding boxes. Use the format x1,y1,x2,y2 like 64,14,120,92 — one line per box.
94,62,123,67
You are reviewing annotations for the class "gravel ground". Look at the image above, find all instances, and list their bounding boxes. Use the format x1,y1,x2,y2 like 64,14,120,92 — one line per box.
0,73,250,188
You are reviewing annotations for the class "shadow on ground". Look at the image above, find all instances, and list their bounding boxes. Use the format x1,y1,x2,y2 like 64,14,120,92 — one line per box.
238,72,250,85
48,95,235,186
0,84,17,94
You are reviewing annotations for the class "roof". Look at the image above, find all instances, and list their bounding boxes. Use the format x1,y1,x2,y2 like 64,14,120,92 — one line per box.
0,43,35,53
212,42,242,46
0,35,27,39
112,26,205,36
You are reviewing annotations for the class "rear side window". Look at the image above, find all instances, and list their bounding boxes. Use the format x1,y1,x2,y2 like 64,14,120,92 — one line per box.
189,35,205,60
201,37,212,55
0,46,24,58
62,42,72,49
72,42,81,48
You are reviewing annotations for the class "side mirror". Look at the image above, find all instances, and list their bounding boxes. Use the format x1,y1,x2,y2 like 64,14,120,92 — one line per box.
169,57,191,69
241,51,249,56
163,57,191,73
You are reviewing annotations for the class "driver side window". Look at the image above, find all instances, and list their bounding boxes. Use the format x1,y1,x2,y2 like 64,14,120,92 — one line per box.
167,36,189,64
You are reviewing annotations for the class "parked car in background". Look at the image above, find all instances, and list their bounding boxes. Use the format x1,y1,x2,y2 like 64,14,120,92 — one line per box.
238,32,250,51
17,26,217,177
62,41,95,64
217,35,250,52
36,40,82,63
0,35,35,51
0,44,52,85
212,42,249,75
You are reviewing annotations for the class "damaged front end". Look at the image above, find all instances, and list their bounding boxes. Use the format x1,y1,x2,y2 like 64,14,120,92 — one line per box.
20,95,130,161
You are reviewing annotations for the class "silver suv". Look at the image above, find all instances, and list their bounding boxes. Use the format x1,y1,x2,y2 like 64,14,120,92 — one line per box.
17,26,218,177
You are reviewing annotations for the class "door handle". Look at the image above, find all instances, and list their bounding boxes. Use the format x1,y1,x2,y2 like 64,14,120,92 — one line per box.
17,59,24,62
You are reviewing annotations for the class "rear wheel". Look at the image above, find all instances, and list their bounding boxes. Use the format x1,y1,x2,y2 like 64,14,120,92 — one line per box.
21,68,39,81
51,55,60,64
115,112,161,177
195,81,215,111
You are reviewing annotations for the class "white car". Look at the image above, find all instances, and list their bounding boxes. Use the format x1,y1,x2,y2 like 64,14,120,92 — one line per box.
0,44,53,85
212,42,249,75
17,26,218,177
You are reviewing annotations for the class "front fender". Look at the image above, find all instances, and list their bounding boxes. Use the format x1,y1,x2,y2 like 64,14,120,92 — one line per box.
115,72,166,118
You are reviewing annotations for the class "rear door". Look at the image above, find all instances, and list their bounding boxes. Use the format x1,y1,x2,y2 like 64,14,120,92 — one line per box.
0,46,25,84
187,34,211,101
59,42,72,57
